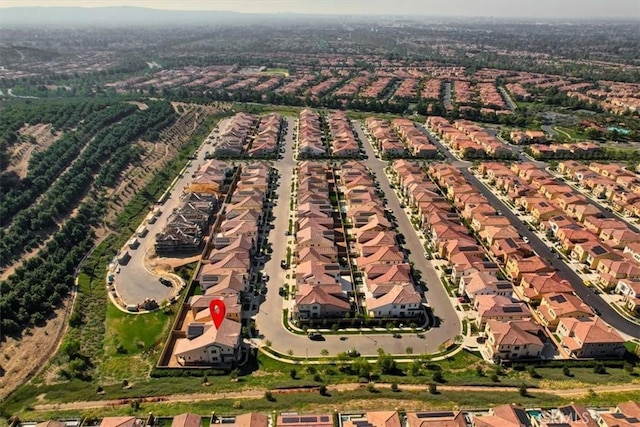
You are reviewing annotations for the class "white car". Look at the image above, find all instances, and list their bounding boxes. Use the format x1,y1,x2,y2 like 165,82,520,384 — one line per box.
522,236,530,243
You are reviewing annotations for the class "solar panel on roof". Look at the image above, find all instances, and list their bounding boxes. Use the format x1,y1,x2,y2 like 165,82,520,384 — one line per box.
300,417,317,423
503,306,523,313
514,408,530,425
281,417,299,424
550,294,567,303
320,416,330,422
592,246,607,255
416,412,455,418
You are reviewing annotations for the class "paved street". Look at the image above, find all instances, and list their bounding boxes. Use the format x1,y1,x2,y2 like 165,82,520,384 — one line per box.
114,127,218,305
253,118,462,358
421,126,640,339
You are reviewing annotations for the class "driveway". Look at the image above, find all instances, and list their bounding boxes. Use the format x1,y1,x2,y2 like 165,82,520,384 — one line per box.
114,129,215,305
421,126,640,339
253,119,462,358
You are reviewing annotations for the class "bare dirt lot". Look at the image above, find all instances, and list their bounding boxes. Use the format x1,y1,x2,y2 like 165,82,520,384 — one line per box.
6,123,62,178
0,297,73,401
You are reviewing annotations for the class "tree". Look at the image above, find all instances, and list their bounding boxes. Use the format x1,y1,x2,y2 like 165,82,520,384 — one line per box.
352,357,372,379
593,363,607,374
376,351,397,374
518,383,528,397
61,339,81,359
432,370,444,383
319,385,328,396
428,383,438,394
527,365,540,379
289,368,297,379
563,365,571,376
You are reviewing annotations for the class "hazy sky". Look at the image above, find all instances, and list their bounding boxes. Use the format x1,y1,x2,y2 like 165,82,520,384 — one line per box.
1,0,638,19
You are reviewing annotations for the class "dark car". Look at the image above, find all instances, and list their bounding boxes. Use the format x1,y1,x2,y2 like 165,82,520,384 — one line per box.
280,260,288,269
308,332,323,341
392,333,402,339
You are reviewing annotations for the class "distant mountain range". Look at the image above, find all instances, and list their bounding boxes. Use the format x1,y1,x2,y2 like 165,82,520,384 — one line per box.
0,6,336,27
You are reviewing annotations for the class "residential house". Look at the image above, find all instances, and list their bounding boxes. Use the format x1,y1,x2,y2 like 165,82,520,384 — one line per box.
459,271,514,303
174,319,242,367
597,401,640,427
505,256,554,284
171,414,202,427
343,412,402,427
536,293,594,330
366,284,423,318
294,284,350,320
596,258,640,289
473,403,533,427
615,278,640,314
516,273,574,302
571,240,619,269
406,411,466,427
100,418,139,427
227,413,269,427
474,295,531,328
483,322,545,366
557,317,626,359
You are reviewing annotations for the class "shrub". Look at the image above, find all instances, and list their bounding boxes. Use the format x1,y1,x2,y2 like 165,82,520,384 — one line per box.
432,371,444,383
391,382,399,392
232,401,242,409
563,365,571,376
289,368,297,379
306,366,317,375
264,391,275,402
319,385,328,396
367,383,377,393
518,383,528,397
475,365,484,377
313,373,323,382
490,373,499,382
428,383,438,394
593,363,607,374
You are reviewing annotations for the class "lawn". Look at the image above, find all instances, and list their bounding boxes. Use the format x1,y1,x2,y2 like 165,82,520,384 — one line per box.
260,68,290,76
19,386,635,422
103,304,174,358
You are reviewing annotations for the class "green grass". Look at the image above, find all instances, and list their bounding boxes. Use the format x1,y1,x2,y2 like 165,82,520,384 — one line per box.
554,126,589,141
104,304,174,357
260,68,290,76
9,388,577,421
18,388,640,422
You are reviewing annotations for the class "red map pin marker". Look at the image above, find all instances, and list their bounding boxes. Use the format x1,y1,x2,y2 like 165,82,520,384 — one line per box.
209,299,226,329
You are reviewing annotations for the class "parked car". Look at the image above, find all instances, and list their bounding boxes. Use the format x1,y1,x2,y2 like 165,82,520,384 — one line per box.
308,332,323,341
392,333,402,338
280,260,288,269
346,348,360,357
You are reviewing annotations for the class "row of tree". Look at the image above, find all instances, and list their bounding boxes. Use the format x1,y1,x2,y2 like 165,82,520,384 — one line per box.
1,103,139,224
0,203,100,337
0,101,176,267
